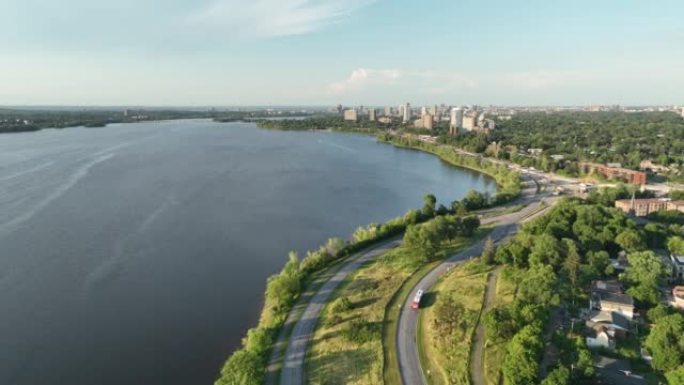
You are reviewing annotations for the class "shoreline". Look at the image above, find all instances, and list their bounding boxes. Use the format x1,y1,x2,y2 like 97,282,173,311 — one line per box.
214,126,520,385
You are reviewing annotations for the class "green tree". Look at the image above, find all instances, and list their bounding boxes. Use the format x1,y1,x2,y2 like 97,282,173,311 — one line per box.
502,324,544,385
517,264,558,306
666,365,684,385
461,215,481,237
422,193,437,218
562,239,581,302
573,337,595,378
529,234,562,267
587,250,611,276
669,236,684,256
242,328,272,357
622,251,670,306
541,366,570,385
482,237,497,265
645,313,684,371
615,229,646,252
463,190,488,211
647,304,671,324
404,223,440,262
215,350,264,385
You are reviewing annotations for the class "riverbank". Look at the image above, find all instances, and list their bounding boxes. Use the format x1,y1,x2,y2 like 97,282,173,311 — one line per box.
376,133,521,205
213,127,511,385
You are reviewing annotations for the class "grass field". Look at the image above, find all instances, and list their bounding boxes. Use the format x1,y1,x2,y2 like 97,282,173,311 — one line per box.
483,266,518,385
306,231,489,385
419,260,492,385
306,247,416,385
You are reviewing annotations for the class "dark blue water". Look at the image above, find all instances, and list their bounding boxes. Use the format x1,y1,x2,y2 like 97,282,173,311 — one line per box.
0,120,495,385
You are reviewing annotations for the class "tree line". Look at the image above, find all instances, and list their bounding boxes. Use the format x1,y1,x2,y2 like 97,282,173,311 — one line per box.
480,196,684,384
215,191,492,385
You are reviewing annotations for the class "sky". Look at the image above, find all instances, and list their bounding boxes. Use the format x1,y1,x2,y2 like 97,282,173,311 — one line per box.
0,0,683,106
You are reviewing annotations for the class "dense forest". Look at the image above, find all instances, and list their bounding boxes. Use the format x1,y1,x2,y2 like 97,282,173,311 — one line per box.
486,196,682,384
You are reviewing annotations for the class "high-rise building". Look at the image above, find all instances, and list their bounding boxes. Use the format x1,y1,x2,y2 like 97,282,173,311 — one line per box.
422,114,434,130
421,106,428,118
369,108,377,122
344,109,358,122
430,105,438,116
450,107,463,135
403,103,411,123
385,106,392,116
462,110,477,131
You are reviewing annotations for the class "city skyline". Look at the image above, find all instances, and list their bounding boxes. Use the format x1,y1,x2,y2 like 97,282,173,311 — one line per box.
1,0,683,106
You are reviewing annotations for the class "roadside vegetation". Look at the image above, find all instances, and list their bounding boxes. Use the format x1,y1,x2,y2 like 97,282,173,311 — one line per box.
472,194,684,385
215,190,494,385
420,260,491,385
482,266,517,385
306,212,483,385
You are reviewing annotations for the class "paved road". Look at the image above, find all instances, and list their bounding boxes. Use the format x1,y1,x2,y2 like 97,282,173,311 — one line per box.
278,239,401,385
470,267,501,385
396,185,553,385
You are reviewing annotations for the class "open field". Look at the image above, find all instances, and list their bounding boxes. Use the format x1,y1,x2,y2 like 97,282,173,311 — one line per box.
305,248,415,385
419,260,492,385
306,231,489,385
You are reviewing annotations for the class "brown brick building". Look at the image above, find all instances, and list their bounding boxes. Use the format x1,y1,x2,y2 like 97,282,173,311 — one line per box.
580,162,647,185
615,198,684,216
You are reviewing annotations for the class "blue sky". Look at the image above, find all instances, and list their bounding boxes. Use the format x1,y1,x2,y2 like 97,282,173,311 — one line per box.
1,0,682,106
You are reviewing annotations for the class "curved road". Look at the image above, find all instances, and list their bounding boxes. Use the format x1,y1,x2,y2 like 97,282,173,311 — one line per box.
396,182,552,385
276,176,548,385
279,239,402,385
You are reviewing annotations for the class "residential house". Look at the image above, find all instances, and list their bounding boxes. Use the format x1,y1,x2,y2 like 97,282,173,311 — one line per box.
672,286,684,309
589,280,635,320
586,325,615,349
594,356,646,385
670,254,684,282
587,310,630,336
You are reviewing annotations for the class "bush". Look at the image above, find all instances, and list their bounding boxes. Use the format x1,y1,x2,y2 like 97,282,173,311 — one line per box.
329,297,353,314
215,350,264,385
341,320,381,344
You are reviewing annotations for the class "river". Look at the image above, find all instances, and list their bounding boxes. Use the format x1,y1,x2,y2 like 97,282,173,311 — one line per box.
0,120,495,385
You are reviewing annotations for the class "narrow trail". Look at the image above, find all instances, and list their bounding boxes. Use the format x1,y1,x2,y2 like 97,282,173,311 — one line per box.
269,239,401,385
470,266,501,385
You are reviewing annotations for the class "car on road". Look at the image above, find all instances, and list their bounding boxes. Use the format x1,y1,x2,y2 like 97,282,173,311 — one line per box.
411,289,424,309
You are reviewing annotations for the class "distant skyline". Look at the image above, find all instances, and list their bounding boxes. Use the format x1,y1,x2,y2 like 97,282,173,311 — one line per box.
1,0,683,106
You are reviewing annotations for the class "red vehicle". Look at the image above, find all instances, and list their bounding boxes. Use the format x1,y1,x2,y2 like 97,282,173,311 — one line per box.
411,289,424,309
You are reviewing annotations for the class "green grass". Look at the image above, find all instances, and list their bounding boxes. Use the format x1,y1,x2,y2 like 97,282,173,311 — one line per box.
266,254,354,381
419,260,492,385
306,252,415,385
483,266,518,385
383,228,492,385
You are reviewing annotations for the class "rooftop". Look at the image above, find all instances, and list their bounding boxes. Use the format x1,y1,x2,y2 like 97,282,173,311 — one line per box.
671,255,684,265
588,310,630,330
595,291,634,307
594,356,646,385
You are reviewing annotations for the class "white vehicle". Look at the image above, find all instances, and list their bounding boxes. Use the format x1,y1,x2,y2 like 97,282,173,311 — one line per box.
411,290,424,309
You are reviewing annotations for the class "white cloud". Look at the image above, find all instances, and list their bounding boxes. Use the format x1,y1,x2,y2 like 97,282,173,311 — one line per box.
328,68,478,96
187,0,376,38
500,71,590,89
